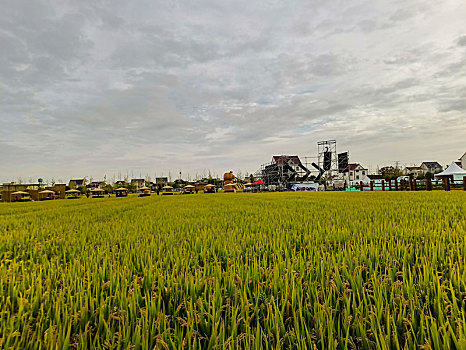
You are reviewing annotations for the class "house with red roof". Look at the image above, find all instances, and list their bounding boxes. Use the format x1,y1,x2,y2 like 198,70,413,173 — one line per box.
345,163,370,184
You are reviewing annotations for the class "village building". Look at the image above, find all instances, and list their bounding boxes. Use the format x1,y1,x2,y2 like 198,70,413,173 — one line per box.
420,162,443,174
272,155,309,178
345,163,370,183
402,166,423,177
1,183,65,202
131,178,146,189
460,152,466,170
87,181,105,189
156,177,168,186
69,179,86,189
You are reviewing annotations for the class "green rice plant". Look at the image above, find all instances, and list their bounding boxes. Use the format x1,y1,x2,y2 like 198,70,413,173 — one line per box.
0,192,465,349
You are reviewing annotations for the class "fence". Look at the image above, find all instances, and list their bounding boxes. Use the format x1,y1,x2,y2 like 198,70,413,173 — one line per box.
353,177,466,192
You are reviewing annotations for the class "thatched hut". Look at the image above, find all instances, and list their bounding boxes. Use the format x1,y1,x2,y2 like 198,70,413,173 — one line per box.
139,186,151,197
90,188,105,198
65,189,81,199
224,183,239,193
162,185,174,195
183,184,195,194
204,184,216,193
39,190,55,201
115,187,128,197
11,191,31,202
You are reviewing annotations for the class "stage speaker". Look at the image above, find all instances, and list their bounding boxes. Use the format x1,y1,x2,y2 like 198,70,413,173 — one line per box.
338,152,349,173
323,151,332,170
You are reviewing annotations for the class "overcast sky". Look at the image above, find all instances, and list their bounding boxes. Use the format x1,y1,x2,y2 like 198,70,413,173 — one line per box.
1,0,465,182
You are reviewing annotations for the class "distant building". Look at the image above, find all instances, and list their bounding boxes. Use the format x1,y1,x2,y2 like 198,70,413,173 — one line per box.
346,163,369,182
131,179,146,189
115,180,127,186
69,179,86,189
460,152,466,169
87,181,105,189
272,155,309,178
420,162,443,174
403,166,423,177
155,177,168,185
260,155,312,187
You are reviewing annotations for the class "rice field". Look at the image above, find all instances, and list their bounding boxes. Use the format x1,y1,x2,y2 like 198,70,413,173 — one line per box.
1,192,466,349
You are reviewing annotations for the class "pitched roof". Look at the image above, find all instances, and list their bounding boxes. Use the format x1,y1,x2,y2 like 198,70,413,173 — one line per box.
348,163,361,170
404,166,421,170
272,155,302,165
421,161,442,168
70,179,84,184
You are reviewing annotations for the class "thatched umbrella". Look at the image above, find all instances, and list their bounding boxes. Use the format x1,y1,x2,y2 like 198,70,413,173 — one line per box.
90,188,105,197
115,187,128,197
12,191,29,195
65,189,80,198
11,191,31,201
39,190,55,200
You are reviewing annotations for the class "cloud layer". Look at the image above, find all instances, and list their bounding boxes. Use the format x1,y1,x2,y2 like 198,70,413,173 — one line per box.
1,0,466,181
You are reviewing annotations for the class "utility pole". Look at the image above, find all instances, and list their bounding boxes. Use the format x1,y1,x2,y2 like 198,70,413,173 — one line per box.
394,161,400,169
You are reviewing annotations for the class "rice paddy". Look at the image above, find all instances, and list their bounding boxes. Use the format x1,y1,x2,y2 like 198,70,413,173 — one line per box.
1,192,465,349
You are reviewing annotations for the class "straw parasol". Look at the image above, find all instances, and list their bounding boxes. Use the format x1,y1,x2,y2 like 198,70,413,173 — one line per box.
90,188,104,192
139,186,150,190
115,187,128,191
162,185,173,190
66,189,80,193
204,184,215,188
39,190,55,194
184,184,195,188
12,191,29,195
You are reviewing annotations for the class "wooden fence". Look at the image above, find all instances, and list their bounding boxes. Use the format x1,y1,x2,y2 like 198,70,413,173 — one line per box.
357,176,466,192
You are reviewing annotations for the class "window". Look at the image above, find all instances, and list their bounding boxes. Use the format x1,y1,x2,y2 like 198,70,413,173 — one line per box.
356,175,360,180
362,171,365,175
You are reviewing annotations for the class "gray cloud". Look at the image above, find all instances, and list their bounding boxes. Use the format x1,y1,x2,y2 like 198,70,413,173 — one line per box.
1,0,466,182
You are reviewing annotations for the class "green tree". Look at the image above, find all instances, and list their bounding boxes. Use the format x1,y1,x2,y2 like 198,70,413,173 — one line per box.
378,166,403,181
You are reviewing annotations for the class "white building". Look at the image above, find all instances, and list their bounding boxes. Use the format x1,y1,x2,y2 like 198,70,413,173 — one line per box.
345,163,370,185
460,152,466,170
403,166,423,177
420,162,443,174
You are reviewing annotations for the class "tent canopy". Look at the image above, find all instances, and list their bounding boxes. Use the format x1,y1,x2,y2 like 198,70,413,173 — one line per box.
115,187,128,191
435,162,466,178
251,179,264,185
66,189,80,193
39,190,55,194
